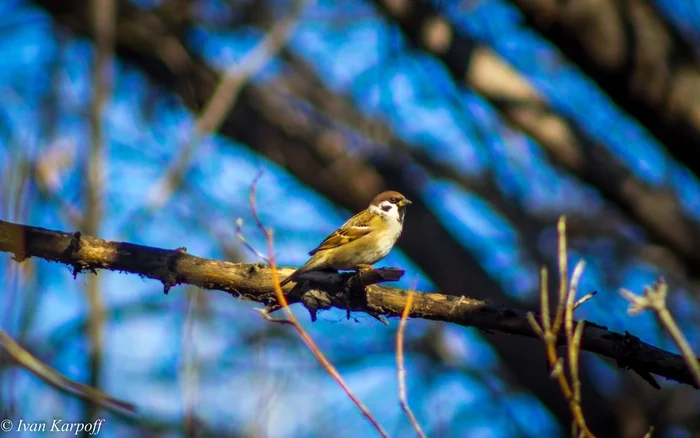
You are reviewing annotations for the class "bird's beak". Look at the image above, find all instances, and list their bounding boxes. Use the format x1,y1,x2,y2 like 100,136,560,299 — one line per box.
400,199,412,207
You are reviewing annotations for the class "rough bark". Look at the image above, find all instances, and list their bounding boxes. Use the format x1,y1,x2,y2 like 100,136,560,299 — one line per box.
29,0,664,432
1,218,697,390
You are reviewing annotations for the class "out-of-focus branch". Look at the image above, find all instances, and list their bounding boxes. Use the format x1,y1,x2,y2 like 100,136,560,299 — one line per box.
371,0,700,287
146,0,311,211
0,218,697,389
396,291,426,438
248,175,389,438
32,145,82,228
527,217,595,437
621,278,700,388
84,0,114,424
31,0,661,430
37,4,589,426
168,2,312,428
509,0,700,181
195,0,309,135
0,328,135,414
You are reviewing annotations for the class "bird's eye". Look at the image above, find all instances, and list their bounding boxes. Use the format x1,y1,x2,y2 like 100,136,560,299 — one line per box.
390,197,399,203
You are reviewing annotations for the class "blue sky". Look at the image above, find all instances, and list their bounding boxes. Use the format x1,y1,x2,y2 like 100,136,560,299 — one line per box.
1,0,699,436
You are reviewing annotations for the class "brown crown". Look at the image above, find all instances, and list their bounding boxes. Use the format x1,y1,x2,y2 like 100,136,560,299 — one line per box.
370,190,408,206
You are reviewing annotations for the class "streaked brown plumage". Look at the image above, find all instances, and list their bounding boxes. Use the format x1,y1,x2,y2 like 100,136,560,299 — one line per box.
280,191,411,286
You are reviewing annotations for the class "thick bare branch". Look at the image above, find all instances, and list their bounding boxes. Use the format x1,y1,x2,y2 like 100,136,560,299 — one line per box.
372,0,700,286
0,218,697,389
510,0,700,180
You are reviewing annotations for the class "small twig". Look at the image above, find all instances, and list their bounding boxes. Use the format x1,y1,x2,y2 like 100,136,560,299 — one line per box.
565,260,586,353
235,218,270,263
569,321,586,412
145,0,311,212
247,175,389,437
85,0,114,422
248,171,267,241
182,287,201,438
539,266,551,335
553,216,569,335
396,288,427,438
620,278,700,388
527,216,594,438
573,291,596,311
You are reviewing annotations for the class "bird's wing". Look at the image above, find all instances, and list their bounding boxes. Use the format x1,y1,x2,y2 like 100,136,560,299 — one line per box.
308,210,379,255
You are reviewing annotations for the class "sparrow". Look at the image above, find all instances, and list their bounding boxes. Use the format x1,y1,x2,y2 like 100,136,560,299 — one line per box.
280,190,412,286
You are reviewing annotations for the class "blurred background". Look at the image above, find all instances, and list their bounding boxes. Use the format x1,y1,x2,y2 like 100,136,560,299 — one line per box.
1,0,700,436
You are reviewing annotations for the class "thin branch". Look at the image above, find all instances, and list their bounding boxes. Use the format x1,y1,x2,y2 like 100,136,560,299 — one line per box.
0,218,698,388
396,289,426,438
527,217,593,437
145,0,311,211
235,218,270,264
247,175,389,438
195,0,311,135
85,0,114,422
621,278,700,388
0,328,135,414
182,286,201,438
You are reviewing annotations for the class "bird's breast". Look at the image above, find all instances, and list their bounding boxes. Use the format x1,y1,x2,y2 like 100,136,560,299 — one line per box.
326,218,402,270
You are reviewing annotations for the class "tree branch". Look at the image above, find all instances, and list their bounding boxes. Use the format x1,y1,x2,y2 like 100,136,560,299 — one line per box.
509,0,700,181
1,218,697,389
33,0,615,428
371,0,700,286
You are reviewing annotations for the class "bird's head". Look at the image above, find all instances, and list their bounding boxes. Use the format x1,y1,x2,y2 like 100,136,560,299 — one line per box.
369,190,412,223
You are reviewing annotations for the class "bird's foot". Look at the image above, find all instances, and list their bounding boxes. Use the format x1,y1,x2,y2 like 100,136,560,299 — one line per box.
349,264,375,288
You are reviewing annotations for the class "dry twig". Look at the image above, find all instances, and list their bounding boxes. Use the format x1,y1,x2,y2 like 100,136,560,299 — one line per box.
526,217,594,437
84,0,114,422
146,0,312,211
246,174,389,438
620,278,700,388
396,289,426,438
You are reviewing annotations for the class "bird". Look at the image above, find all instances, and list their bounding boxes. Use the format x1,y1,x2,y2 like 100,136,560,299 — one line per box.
279,190,412,287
